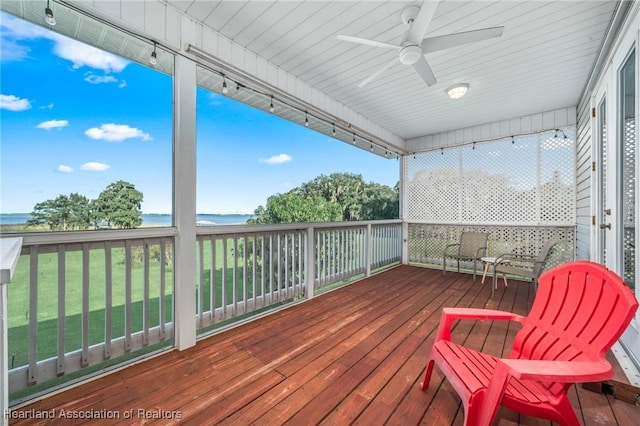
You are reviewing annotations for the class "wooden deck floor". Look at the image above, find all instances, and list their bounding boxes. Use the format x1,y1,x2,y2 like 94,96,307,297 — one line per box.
9,265,640,425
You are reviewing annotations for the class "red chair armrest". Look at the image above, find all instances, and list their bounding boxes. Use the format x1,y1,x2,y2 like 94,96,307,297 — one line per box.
436,308,525,341
499,359,613,383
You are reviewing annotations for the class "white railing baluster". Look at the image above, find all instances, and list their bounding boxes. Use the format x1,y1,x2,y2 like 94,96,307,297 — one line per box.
159,239,166,340
260,236,265,306
297,232,303,296
243,236,248,310
124,240,132,352
251,235,264,309
285,234,290,298
81,242,89,367
142,240,150,346
317,231,322,288
360,227,366,273
28,245,38,385
210,236,216,323
338,229,342,278
243,236,248,312
365,224,372,277
104,241,112,359
276,234,282,299
306,227,315,298
197,238,204,328
57,244,65,375
222,238,228,317
269,234,274,303
232,236,238,315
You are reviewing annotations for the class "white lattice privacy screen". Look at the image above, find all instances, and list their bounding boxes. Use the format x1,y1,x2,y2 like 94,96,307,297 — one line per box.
405,128,576,225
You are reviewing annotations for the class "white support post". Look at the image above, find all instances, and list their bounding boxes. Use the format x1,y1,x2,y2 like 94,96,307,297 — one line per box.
1,281,8,426
402,221,409,264
306,227,315,299
1,237,23,425
173,54,197,351
399,155,409,265
366,224,372,277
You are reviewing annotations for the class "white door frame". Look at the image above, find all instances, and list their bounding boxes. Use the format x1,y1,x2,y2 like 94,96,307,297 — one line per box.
591,8,640,378
592,78,610,265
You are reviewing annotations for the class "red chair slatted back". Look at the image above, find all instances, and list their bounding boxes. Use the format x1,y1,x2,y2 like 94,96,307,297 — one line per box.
510,261,638,366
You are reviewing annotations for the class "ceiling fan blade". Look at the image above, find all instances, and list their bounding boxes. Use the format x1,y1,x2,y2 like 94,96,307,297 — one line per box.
359,57,399,88
336,35,401,50
421,26,505,53
412,56,437,86
405,1,439,43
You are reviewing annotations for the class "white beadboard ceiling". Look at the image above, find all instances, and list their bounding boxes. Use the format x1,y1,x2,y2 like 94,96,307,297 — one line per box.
168,0,617,140
1,0,619,143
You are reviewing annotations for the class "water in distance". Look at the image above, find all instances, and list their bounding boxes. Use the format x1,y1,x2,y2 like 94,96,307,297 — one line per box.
0,213,253,227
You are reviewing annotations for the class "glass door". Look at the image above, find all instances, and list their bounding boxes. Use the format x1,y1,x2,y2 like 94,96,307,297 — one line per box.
616,45,639,372
619,48,636,291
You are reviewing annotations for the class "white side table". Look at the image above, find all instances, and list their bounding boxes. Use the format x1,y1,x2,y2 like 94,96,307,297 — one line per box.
480,256,509,288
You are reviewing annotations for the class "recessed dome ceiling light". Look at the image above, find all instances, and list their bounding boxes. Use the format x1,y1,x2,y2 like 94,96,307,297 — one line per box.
446,83,469,99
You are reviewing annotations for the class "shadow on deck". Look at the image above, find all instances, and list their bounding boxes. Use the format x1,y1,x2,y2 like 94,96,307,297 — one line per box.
8,265,640,425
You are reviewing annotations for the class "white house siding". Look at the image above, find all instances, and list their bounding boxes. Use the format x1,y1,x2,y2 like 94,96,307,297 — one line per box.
575,96,593,261
406,107,577,152
573,1,639,263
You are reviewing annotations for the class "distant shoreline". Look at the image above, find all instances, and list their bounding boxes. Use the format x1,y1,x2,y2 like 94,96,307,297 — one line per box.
0,213,254,227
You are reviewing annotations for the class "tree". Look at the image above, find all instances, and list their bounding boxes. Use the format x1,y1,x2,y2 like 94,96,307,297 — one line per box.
362,182,400,220
248,192,341,224
94,180,143,228
27,193,92,231
295,173,365,221
249,172,399,224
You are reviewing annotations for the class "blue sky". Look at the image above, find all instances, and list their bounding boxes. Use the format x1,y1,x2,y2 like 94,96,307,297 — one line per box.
0,12,399,215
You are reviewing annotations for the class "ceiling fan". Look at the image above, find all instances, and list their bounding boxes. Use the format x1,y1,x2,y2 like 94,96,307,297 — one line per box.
337,1,504,88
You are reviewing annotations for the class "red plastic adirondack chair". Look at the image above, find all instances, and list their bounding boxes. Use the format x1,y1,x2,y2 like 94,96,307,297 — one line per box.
421,261,638,425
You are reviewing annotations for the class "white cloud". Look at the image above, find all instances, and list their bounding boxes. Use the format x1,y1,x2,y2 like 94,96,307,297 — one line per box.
118,80,127,89
0,14,37,61
260,153,293,165
53,37,127,73
0,13,50,40
0,94,31,111
81,162,110,172
57,165,73,173
84,123,152,142
37,119,69,130
40,103,54,110
84,73,118,85
0,12,127,73
0,38,30,61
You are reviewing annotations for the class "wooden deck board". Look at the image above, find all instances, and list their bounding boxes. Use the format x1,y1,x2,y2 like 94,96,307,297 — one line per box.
8,265,640,425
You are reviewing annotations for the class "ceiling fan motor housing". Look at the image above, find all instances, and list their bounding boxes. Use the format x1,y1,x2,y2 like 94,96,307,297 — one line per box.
399,45,422,65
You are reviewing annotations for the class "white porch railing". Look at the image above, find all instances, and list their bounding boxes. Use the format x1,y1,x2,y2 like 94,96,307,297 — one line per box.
194,221,402,332
1,237,22,422
2,220,574,400
3,220,402,397
407,223,576,270
6,228,176,396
